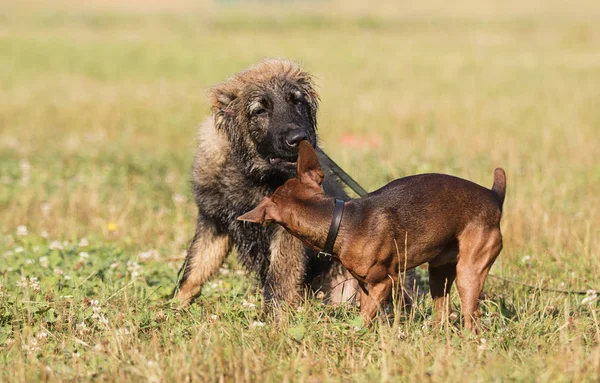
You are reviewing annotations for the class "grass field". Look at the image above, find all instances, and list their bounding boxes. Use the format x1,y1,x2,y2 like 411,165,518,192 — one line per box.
1,0,600,381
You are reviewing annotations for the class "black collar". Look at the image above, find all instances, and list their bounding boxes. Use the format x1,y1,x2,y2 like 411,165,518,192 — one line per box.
317,199,345,261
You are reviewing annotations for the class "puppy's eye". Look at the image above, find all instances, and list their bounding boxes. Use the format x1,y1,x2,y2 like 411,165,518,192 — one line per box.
253,108,267,116
289,91,304,105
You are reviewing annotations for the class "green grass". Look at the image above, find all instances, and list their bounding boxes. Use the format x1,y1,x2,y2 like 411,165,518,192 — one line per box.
1,0,600,381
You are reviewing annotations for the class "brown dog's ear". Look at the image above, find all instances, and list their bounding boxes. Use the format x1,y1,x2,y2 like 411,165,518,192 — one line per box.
297,141,324,186
237,198,279,225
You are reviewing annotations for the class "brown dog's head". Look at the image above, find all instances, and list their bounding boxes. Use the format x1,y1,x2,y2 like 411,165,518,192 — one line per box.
210,59,320,180
238,141,324,225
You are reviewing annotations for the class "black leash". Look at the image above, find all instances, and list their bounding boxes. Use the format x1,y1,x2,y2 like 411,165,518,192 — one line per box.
317,199,345,261
317,149,368,197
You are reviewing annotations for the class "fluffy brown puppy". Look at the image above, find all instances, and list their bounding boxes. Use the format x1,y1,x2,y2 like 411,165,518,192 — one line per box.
173,59,371,307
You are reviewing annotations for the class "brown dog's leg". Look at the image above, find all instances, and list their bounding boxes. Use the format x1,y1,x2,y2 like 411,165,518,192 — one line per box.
429,262,457,326
456,226,502,332
174,217,232,305
263,228,305,307
360,279,393,326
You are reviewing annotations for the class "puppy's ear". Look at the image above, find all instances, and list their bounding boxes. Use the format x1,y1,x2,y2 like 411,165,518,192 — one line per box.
209,82,240,116
237,198,279,225
297,141,324,186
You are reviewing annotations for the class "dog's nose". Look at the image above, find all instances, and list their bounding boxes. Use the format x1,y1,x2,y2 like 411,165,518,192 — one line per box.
285,130,309,148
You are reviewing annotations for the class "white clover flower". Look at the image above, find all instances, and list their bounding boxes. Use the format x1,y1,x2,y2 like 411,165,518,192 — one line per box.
49,241,63,251
16,276,28,288
210,314,218,321
41,231,49,238
242,300,256,309
78,238,89,247
33,246,39,253
139,249,158,261
53,268,63,276
110,261,119,269
78,252,89,259
235,270,245,276
63,275,71,281
296,306,305,313
29,277,41,293
250,321,265,328
127,260,142,278
15,247,25,254
23,338,40,355
521,255,531,264
582,290,597,305
25,259,34,265
36,331,48,340
16,225,28,236
92,312,109,326
219,267,230,275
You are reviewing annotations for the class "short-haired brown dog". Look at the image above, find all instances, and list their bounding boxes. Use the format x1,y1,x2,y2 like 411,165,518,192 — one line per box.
238,141,506,332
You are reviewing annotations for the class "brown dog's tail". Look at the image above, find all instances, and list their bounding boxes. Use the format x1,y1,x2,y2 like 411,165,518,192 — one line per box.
491,168,506,209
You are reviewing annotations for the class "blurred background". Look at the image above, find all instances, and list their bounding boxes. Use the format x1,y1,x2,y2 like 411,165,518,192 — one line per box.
1,0,599,304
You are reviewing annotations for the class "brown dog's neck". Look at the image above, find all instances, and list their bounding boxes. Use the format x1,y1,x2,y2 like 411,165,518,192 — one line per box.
282,195,357,259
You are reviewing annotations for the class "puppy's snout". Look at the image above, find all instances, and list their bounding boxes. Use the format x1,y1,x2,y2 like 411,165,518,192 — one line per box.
285,129,309,149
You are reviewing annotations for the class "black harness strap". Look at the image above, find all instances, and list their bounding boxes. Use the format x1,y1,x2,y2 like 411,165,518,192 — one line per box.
317,199,345,261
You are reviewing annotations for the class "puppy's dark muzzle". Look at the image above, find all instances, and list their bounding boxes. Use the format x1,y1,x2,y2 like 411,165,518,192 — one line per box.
265,125,315,169
285,129,309,149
